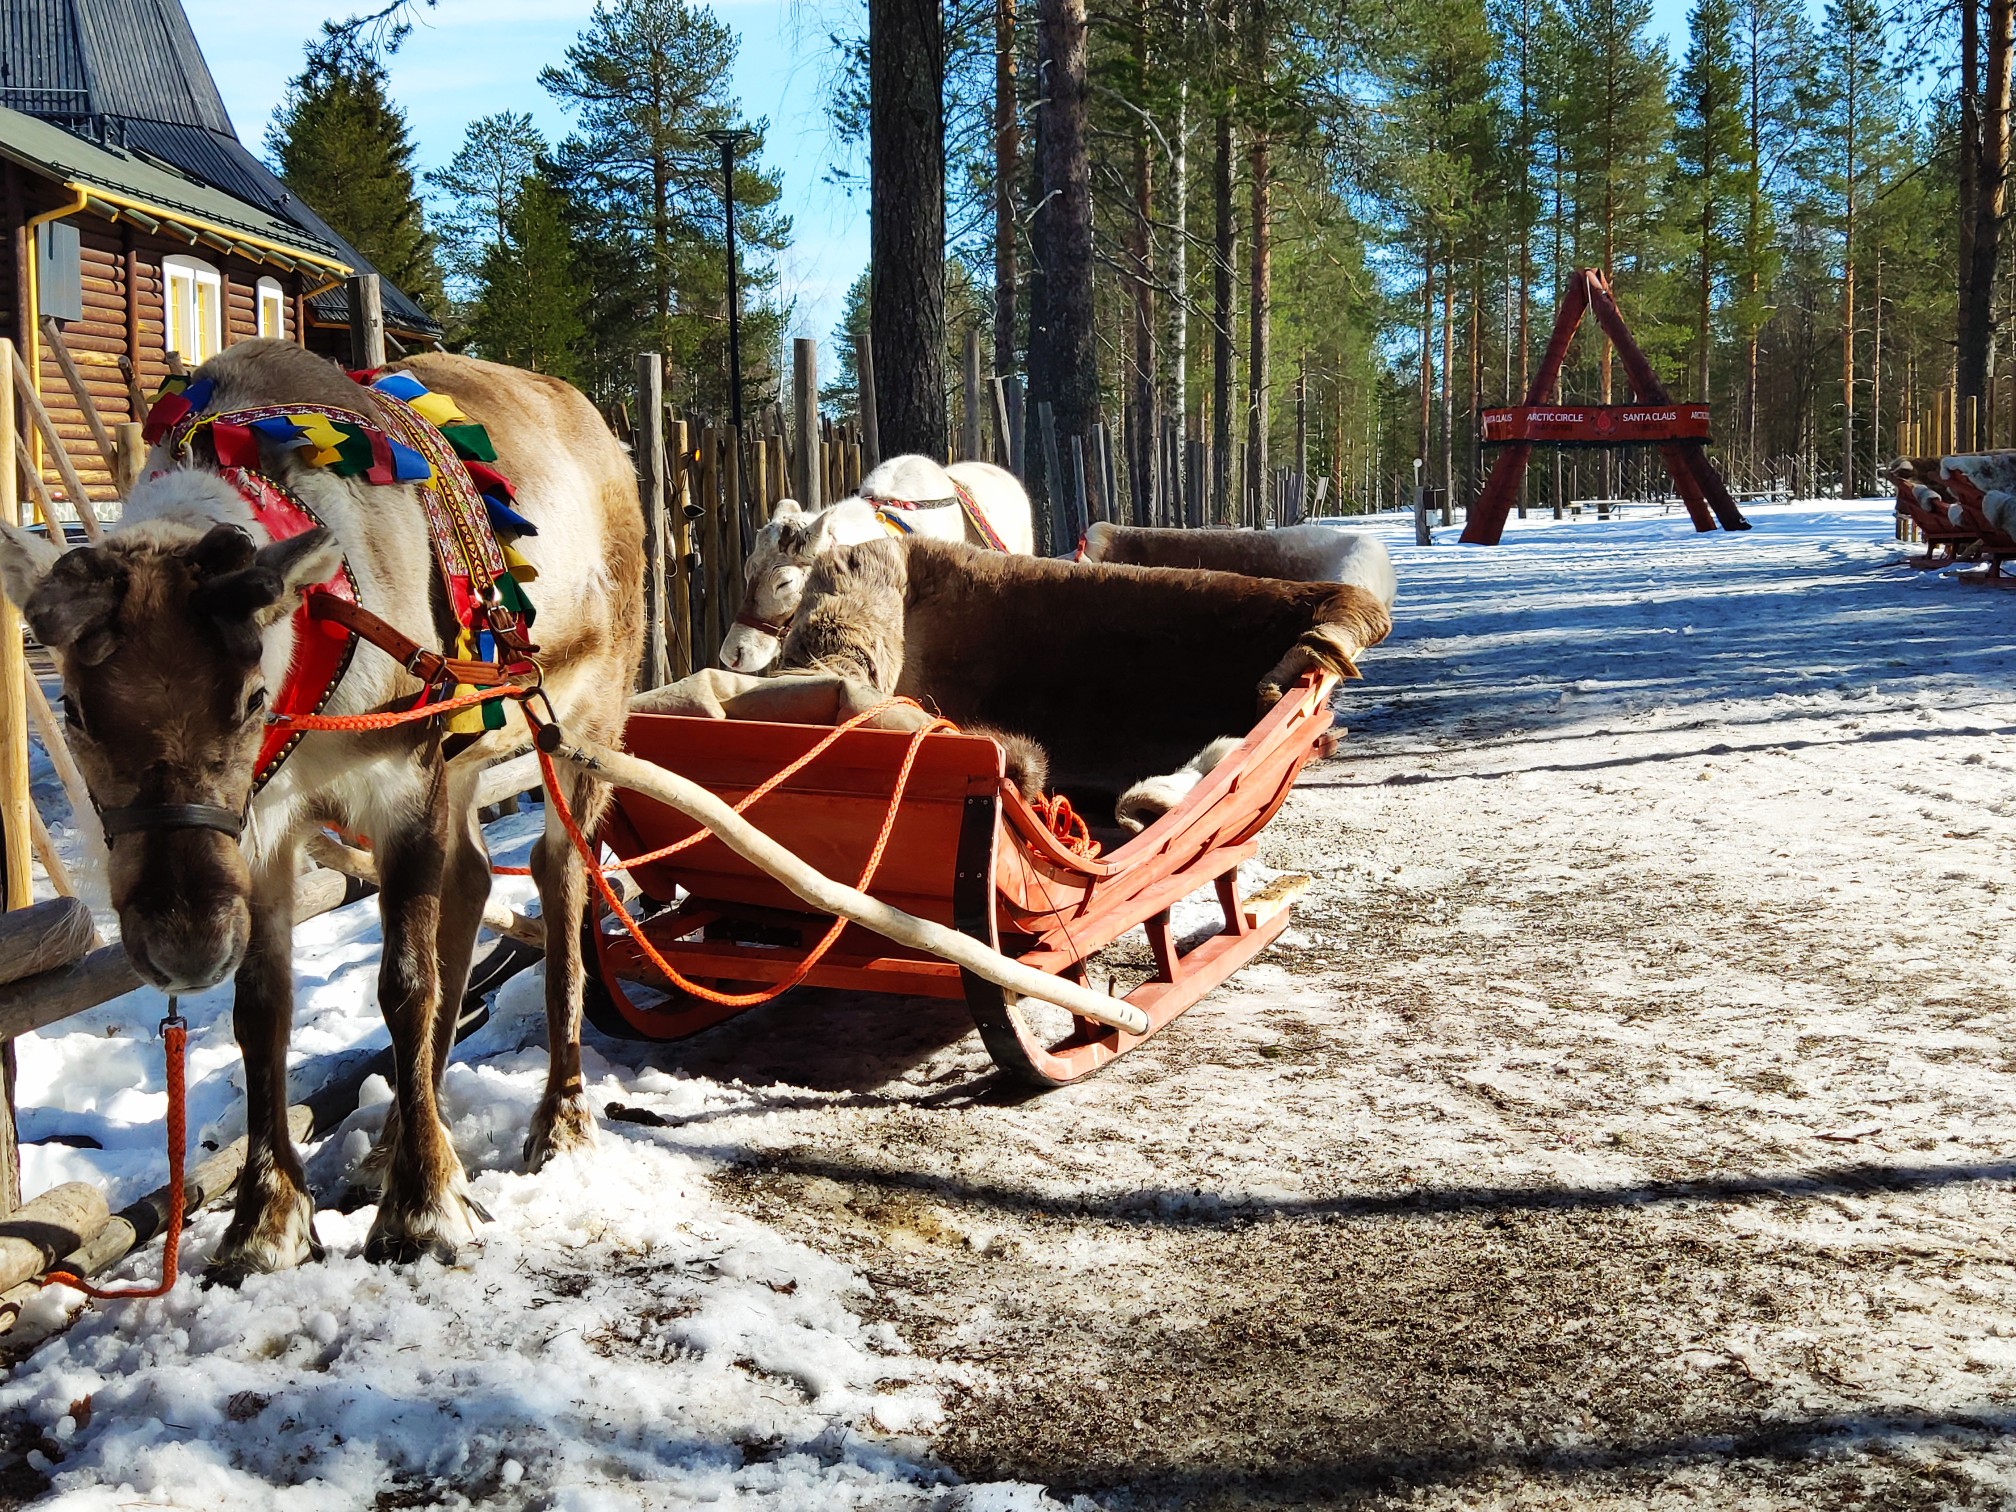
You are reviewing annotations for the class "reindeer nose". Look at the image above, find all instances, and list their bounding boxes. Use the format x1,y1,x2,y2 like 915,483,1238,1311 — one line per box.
121,902,248,992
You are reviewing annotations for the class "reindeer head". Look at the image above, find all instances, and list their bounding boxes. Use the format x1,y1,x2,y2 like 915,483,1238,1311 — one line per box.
718,498,839,675
0,513,340,991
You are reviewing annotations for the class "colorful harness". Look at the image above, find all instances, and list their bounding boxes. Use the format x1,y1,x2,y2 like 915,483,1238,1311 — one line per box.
866,477,1009,552
142,367,543,786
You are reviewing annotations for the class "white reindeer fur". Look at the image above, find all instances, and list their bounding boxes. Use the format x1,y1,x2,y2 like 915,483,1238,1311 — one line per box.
1082,521,1398,608
1114,735,1245,835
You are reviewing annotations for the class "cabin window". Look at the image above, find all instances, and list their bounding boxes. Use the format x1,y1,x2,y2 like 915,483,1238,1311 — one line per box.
256,277,287,339
162,255,223,366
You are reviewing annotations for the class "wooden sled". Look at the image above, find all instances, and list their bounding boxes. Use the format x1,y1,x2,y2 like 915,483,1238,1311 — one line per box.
1931,473,2016,587
1892,482,1982,569
582,672,1338,1086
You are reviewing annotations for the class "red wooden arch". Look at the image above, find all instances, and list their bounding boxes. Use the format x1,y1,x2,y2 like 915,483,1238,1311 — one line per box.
1461,269,1750,545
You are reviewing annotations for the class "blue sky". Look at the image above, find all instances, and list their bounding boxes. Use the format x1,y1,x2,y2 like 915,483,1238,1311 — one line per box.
184,0,1699,356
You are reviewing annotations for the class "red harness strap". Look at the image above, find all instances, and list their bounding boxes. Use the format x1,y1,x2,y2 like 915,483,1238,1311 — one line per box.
865,479,1010,552
221,469,361,789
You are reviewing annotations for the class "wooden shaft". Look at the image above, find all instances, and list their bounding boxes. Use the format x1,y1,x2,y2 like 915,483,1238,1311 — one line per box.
668,417,695,679
38,317,115,474
0,341,29,912
8,344,102,541
111,421,143,499
27,806,74,900
550,734,1152,1035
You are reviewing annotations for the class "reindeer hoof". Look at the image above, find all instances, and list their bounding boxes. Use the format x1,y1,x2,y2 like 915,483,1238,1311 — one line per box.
364,1171,484,1266
523,1092,597,1172
210,1188,322,1282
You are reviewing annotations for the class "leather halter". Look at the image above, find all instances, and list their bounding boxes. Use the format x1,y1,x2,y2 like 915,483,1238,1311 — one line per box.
733,608,793,638
98,803,246,842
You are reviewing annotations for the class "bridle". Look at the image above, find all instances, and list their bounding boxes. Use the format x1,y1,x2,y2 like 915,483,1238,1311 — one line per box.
733,608,793,638
98,802,247,842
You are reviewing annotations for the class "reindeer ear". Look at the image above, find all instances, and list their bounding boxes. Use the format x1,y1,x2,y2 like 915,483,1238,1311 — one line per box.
26,547,129,667
804,509,839,556
0,521,64,610
187,523,257,579
192,528,341,647
772,498,803,521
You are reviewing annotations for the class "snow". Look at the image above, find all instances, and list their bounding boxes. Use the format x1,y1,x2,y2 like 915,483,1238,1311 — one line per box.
4,497,2014,1507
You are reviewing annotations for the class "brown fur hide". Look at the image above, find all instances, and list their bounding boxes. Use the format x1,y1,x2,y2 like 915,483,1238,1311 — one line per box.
802,537,1390,794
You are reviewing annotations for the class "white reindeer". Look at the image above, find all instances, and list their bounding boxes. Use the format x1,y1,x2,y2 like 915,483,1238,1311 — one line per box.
719,455,1033,674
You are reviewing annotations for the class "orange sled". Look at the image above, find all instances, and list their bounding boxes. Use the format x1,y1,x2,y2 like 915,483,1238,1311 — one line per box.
583,672,1338,1086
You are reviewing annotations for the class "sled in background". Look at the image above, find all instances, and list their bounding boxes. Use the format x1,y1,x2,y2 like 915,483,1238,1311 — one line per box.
1890,456,2016,583
583,672,1338,1086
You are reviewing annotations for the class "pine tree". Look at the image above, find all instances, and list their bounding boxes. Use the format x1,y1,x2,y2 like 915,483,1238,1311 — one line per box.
467,168,589,380
542,0,788,410
429,113,547,301
1731,0,1806,465
266,27,445,319
1671,0,1747,400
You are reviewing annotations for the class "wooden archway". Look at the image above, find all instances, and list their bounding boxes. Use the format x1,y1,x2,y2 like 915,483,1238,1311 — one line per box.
1461,269,1750,545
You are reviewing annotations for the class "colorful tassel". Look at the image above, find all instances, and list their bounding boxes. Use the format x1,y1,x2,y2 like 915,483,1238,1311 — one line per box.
210,421,259,469
500,542,538,582
440,424,498,463
484,497,539,536
408,391,468,428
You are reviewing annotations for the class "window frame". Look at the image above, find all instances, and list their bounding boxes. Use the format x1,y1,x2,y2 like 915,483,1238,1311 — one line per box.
256,276,286,340
162,254,223,366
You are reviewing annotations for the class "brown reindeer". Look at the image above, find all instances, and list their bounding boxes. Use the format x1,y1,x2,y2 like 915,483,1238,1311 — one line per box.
0,341,642,1277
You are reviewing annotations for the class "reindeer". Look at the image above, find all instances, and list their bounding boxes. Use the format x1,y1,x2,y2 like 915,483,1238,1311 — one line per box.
0,340,642,1278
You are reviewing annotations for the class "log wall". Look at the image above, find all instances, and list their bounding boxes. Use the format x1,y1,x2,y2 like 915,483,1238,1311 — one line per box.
12,178,312,507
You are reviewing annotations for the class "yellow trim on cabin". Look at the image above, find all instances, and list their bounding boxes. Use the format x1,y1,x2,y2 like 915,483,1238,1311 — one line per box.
68,186,353,276
23,188,89,482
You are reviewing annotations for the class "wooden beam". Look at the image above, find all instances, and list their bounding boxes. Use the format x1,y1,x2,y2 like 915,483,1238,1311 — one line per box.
0,898,93,988
347,274,385,370
38,317,114,473
0,1182,108,1294
633,353,668,691
792,339,821,507
0,339,29,914
7,344,102,541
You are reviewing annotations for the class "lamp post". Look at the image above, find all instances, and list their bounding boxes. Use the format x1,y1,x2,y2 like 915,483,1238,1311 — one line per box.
706,127,754,433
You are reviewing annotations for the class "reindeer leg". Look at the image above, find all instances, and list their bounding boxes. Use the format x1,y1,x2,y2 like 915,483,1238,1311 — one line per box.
355,768,490,1201
212,851,322,1282
364,757,481,1265
523,766,606,1170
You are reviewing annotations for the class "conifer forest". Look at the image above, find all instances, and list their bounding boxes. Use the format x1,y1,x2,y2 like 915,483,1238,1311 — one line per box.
271,0,2007,523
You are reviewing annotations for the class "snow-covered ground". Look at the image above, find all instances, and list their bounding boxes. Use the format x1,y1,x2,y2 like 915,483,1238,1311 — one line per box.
4,500,2015,1508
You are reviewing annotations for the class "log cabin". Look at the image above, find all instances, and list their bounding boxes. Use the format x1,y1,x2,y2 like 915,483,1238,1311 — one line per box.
1,0,443,511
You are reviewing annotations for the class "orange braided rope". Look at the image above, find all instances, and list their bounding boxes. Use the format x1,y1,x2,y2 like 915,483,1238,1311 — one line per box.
491,697,923,877
1028,790,1100,857
541,711,953,1010
271,679,533,735
45,1016,187,1300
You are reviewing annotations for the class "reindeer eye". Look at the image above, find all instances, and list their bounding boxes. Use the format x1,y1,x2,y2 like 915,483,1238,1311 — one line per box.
244,686,268,719
60,695,86,734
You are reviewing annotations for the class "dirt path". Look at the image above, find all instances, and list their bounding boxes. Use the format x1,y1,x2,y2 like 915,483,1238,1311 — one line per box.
599,512,2016,1509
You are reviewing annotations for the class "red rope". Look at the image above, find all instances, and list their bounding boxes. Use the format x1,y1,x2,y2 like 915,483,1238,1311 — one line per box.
1028,790,1100,857
45,1018,186,1300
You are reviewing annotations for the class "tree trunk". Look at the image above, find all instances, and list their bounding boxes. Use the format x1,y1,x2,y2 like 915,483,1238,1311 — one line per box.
1440,257,1455,511
993,0,1020,380
1026,0,1098,531
1963,0,2014,407
1468,256,1482,507
1419,251,1434,476
1169,1,1190,451
1244,0,1271,521
1211,0,1237,522
1960,0,1982,398
1130,0,1157,524
870,0,946,456
1841,47,1857,495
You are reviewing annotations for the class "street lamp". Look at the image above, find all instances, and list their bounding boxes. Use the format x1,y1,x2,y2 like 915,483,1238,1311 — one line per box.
706,127,755,434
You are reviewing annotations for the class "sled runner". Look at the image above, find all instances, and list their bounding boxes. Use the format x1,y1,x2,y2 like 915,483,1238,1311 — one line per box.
582,672,1338,1085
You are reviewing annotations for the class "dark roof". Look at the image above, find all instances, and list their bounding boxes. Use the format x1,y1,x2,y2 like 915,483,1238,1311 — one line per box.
1,0,442,337
0,103,347,264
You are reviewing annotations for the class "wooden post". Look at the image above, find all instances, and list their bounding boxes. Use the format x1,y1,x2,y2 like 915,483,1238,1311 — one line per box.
857,330,880,472
962,327,983,461
723,424,746,596
668,416,695,679
749,428,770,529
1006,377,1026,479
1069,434,1089,543
697,426,724,664
111,421,143,499
1037,401,1064,553
634,354,669,691
991,378,1014,472
347,274,386,371
0,341,30,918
792,339,821,508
